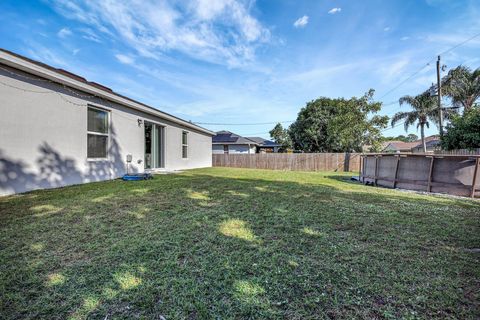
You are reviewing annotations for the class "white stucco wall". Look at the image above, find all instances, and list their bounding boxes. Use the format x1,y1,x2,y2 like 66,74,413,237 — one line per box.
227,144,256,154
212,144,255,154
0,65,212,195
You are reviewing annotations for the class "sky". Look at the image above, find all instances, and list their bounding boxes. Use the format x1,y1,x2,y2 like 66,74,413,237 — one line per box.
1,0,479,139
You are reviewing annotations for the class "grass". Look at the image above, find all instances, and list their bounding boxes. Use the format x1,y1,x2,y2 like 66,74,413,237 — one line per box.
0,167,479,319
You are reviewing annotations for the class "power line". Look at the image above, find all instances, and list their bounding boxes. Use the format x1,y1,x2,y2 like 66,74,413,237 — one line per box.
194,120,294,126
382,101,399,106
234,131,271,136
381,120,405,132
201,101,401,126
380,103,457,133
198,101,401,126
378,30,480,101
204,31,480,127
378,63,432,100
237,120,407,136
437,31,480,56
198,101,399,126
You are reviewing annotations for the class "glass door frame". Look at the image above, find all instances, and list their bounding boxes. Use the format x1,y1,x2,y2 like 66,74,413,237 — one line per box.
144,121,165,169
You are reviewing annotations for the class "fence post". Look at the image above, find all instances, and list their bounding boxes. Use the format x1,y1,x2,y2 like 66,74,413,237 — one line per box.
427,156,435,192
344,152,350,172
362,155,367,184
393,155,400,189
358,155,363,181
374,156,379,186
471,158,479,198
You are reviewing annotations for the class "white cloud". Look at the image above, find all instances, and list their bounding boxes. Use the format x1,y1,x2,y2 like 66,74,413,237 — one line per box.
79,28,101,43
26,45,67,67
50,0,271,68
384,58,409,79
57,27,72,38
384,27,390,32
115,54,135,65
328,8,341,14
293,15,309,28
284,63,355,83
400,36,410,41
425,33,480,46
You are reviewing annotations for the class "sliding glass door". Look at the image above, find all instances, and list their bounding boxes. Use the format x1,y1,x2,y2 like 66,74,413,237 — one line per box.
145,122,165,169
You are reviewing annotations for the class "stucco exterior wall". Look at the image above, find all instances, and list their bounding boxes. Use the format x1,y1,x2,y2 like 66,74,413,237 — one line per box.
227,144,256,154
0,66,212,195
212,144,256,154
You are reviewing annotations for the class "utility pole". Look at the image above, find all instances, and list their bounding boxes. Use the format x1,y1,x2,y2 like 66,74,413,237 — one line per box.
436,55,444,136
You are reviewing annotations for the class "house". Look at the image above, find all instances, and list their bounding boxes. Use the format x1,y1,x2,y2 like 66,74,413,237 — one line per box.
382,136,440,153
382,140,418,153
245,137,281,153
410,136,441,153
212,131,281,154
212,131,257,154
0,49,215,196
362,141,397,153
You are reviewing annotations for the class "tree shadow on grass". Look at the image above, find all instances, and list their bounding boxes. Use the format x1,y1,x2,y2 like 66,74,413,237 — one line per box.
0,125,129,196
0,171,479,319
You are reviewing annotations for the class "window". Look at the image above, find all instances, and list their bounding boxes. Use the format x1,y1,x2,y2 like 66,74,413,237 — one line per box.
223,145,229,154
87,107,109,159
182,131,188,159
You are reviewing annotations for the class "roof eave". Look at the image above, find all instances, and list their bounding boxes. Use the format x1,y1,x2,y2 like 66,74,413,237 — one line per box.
212,142,259,145
0,49,215,136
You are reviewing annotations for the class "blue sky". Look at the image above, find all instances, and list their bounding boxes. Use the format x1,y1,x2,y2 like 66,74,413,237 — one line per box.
1,0,479,139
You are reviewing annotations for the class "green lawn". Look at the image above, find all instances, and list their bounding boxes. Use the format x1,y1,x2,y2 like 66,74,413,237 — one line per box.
0,168,479,319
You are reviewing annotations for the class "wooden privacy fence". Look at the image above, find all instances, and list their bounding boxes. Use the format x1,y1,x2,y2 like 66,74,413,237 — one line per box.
212,153,361,172
434,148,480,155
360,153,480,198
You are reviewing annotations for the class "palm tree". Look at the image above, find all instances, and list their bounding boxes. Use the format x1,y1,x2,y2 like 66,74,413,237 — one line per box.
442,66,480,111
391,92,442,153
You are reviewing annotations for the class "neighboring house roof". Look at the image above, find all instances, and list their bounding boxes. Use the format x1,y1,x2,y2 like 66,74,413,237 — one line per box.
383,140,418,151
246,137,281,147
0,48,214,136
382,135,440,152
411,136,441,150
363,141,397,152
213,131,259,145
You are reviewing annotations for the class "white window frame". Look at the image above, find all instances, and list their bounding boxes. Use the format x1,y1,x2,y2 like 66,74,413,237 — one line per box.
182,131,188,159
87,105,110,161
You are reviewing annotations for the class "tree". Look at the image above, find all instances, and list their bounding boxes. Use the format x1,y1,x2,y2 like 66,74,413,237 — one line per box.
380,134,418,142
406,133,419,142
442,66,480,111
391,91,445,152
441,107,480,150
269,123,292,150
288,89,388,152
391,134,407,142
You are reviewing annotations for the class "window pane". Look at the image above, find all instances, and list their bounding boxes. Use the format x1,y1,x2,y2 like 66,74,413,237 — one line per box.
182,145,188,158
88,134,108,158
182,132,188,145
88,108,108,133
